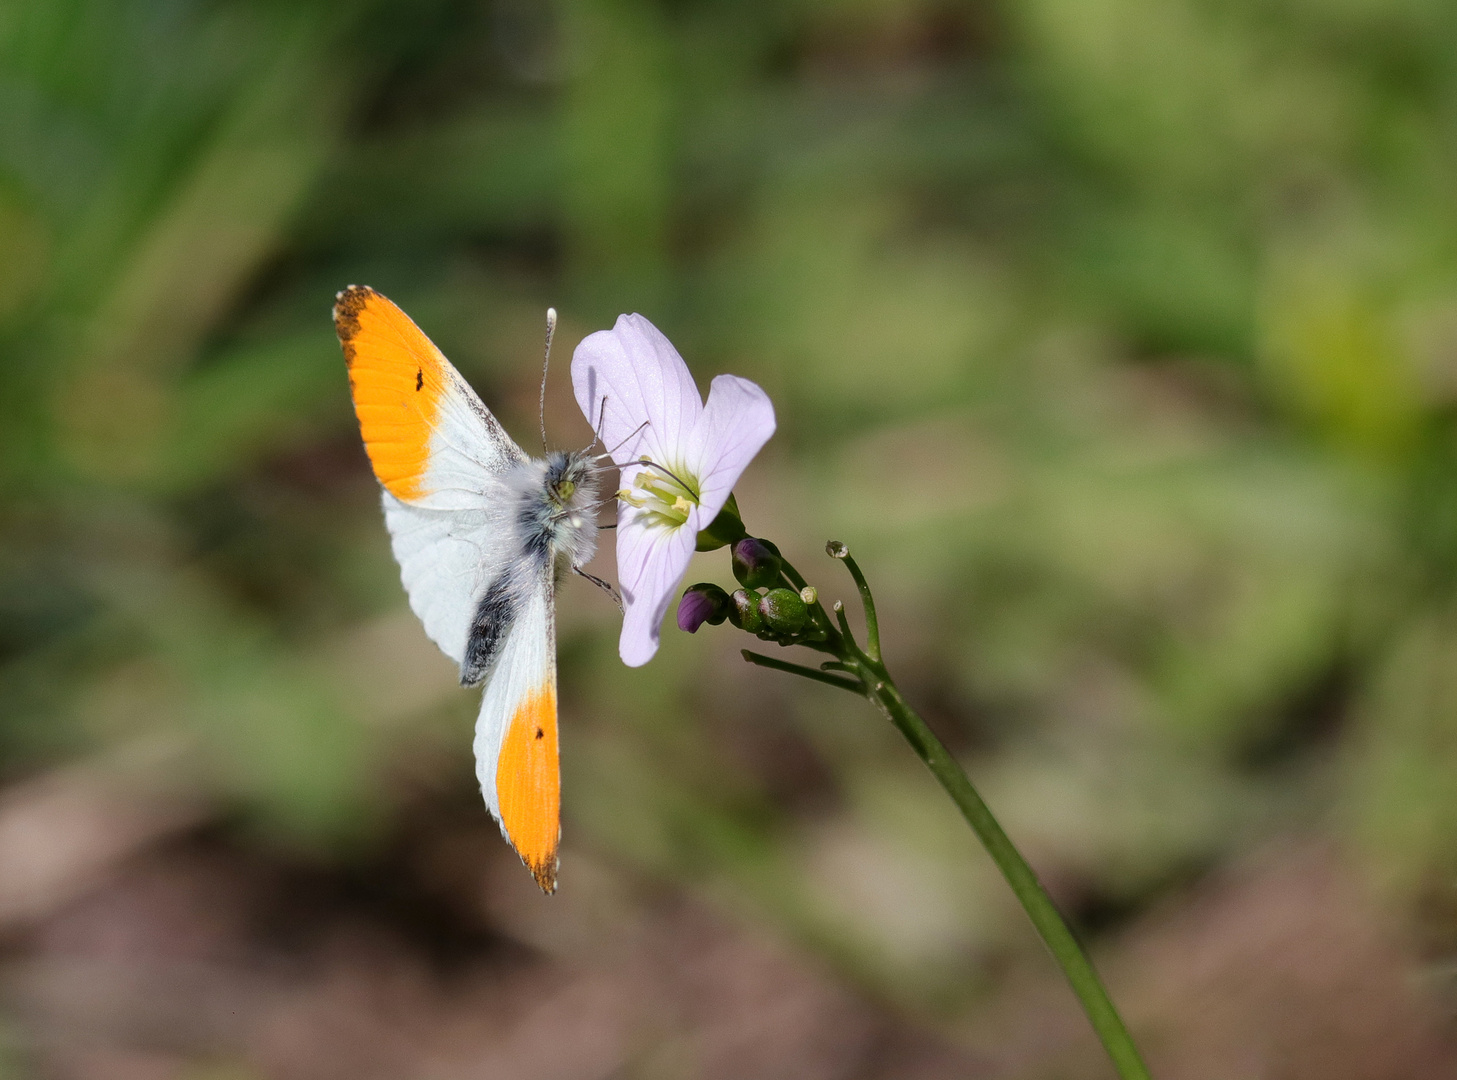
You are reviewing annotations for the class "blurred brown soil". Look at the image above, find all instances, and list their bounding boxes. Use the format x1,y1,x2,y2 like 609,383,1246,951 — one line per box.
966,841,1457,1079
2,767,1456,1079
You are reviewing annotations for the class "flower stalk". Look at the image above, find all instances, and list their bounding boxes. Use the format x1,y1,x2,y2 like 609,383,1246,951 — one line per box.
736,541,1151,1080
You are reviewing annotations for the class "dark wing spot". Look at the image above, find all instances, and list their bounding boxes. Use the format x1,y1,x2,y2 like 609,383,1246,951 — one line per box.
415,367,423,391
535,728,544,739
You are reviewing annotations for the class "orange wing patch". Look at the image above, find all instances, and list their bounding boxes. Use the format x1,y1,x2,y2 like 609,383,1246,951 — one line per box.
496,683,561,892
335,285,450,502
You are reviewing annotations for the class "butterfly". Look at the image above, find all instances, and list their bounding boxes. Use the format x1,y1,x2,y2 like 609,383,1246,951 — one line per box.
334,285,609,892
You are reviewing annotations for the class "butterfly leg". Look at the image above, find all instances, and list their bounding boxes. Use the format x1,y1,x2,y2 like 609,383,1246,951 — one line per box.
573,566,622,610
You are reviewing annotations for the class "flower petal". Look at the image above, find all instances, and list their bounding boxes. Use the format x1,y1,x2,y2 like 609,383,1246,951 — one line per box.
571,314,703,469
688,374,776,524
615,510,699,666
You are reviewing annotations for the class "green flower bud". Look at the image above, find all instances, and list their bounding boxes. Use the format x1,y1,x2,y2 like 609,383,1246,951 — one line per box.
695,494,749,551
757,587,808,634
728,588,764,633
732,537,782,590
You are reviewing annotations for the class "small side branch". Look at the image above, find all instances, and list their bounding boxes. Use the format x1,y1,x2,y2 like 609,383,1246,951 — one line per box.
831,599,865,659
741,650,864,694
827,541,880,662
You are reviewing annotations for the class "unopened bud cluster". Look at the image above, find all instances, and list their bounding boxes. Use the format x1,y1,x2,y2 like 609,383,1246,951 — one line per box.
676,533,825,647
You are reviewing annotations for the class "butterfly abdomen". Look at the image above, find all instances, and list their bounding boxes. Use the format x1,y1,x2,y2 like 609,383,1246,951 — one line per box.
460,560,537,687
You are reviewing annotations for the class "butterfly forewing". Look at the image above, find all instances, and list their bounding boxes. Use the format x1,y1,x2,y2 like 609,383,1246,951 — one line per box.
335,285,524,507
336,285,523,668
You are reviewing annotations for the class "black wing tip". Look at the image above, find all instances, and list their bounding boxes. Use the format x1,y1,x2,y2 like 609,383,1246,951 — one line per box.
333,283,374,313
494,809,560,894
528,855,559,894
333,284,377,349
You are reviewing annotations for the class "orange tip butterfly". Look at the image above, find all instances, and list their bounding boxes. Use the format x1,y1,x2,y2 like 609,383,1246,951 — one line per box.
334,285,606,892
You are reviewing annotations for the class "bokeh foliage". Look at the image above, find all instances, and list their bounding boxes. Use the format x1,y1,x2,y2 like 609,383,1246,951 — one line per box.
5,0,1457,1006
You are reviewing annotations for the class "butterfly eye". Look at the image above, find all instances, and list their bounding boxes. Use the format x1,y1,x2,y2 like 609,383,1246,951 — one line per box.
558,479,576,501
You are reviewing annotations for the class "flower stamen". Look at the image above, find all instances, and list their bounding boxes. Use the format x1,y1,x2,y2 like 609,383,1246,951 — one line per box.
617,458,702,528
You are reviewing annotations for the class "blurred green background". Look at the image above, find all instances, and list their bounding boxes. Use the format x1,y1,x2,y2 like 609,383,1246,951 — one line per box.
4,0,1457,1076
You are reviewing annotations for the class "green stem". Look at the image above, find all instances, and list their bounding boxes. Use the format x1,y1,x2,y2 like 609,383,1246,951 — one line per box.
726,537,1150,1077
866,673,1151,1080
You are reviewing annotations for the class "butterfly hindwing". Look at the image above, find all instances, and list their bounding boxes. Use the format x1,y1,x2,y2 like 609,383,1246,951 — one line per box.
472,559,560,892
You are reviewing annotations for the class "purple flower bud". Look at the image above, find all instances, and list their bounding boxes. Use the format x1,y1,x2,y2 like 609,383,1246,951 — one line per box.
731,537,782,590
677,583,730,633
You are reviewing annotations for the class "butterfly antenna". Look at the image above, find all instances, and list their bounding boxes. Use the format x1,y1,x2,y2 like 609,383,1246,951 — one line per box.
593,394,608,448
603,418,650,459
539,307,557,454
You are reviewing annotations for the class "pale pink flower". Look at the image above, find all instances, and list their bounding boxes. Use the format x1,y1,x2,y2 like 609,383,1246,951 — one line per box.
572,315,775,666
